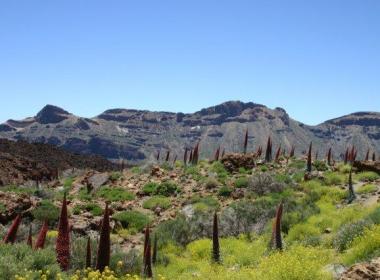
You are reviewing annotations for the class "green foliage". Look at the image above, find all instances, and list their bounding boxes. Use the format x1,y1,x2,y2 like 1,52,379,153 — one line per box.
63,177,74,188
234,176,249,188
333,219,372,252
2,185,37,195
143,196,171,210
185,166,202,181
218,186,233,197
367,206,380,224
343,224,380,265
32,200,60,222
142,182,159,195
96,186,135,202
274,173,292,184
110,171,123,181
357,184,377,194
130,166,141,174
0,203,5,213
155,181,179,196
84,203,103,216
238,167,249,174
203,177,219,189
324,172,344,186
78,187,92,201
338,164,352,174
191,195,220,211
113,210,152,231
211,161,229,181
356,171,380,182
313,160,328,171
289,159,306,170
154,214,191,246
0,243,60,279
260,165,268,172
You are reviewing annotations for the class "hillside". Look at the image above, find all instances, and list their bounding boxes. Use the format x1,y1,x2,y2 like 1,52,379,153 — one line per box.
0,101,379,164
1,147,380,279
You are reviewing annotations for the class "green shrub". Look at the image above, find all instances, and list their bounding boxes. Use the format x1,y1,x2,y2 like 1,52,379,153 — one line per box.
260,165,268,172
324,172,344,186
113,210,152,231
130,166,141,174
110,171,122,181
218,186,233,197
338,164,352,174
143,196,171,210
235,176,249,188
84,203,103,216
0,203,5,213
2,185,37,195
368,207,380,224
32,200,60,221
203,177,219,189
275,173,292,184
185,166,202,181
357,184,377,194
96,186,135,202
356,172,380,182
238,167,249,174
142,182,159,195
343,224,380,265
211,161,229,180
313,160,328,171
333,219,372,252
155,181,179,196
289,159,306,170
191,195,220,210
0,243,60,279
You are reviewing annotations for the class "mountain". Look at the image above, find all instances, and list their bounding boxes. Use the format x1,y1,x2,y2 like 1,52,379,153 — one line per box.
0,101,379,163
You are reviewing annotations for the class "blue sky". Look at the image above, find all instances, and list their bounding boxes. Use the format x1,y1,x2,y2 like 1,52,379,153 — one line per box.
0,0,379,125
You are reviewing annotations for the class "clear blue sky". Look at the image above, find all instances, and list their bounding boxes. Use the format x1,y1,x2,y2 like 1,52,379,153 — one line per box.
0,0,379,125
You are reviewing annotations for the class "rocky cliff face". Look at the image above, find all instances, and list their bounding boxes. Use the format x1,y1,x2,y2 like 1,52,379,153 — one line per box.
0,101,379,163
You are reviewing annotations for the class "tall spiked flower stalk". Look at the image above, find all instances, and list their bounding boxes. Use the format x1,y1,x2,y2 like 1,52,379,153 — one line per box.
56,193,70,271
272,203,283,250
96,203,110,272
35,220,49,249
183,147,188,165
156,150,160,161
289,145,295,158
344,148,349,164
243,129,248,154
275,145,281,162
365,149,370,161
189,149,193,163
373,152,376,161
86,237,92,268
327,147,332,166
212,212,220,263
143,226,153,278
306,142,312,173
347,170,356,204
152,233,158,265
165,151,170,162
256,146,262,157
221,148,225,159
265,136,272,162
27,224,33,247
3,214,22,244
192,142,200,165
214,146,220,162
315,150,319,160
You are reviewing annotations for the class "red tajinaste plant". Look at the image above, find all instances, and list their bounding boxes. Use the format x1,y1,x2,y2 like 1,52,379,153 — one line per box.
183,147,188,165
257,146,263,157
344,148,349,164
327,147,332,166
365,149,370,161
165,150,170,162
272,203,283,250
192,142,200,165
275,145,281,162
56,193,70,271
347,169,356,204
86,237,92,268
289,145,295,158
306,142,312,172
221,148,225,158
156,150,160,161
212,212,220,263
27,224,33,247
143,225,153,278
265,136,272,162
214,146,220,162
96,203,110,271
373,152,376,161
243,128,248,154
35,220,49,249
3,214,22,244
189,149,193,163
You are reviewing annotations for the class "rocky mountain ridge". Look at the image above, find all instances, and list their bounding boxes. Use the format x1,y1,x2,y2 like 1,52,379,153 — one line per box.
0,101,379,163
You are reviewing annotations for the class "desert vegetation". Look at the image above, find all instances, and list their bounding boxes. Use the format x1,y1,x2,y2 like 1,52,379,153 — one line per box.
0,135,379,280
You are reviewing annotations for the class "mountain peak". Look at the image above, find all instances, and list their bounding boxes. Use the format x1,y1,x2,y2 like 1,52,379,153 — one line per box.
197,100,265,117
35,105,70,124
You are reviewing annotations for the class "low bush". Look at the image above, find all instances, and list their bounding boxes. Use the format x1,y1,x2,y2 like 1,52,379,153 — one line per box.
143,196,171,210
218,186,233,197
32,200,60,222
110,171,123,181
343,224,380,265
313,160,328,171
142,182,159,195
357,184,377,194
155,181,179,196
248,173,284,195
0,243,60,280
96,186,135,202
235,176,249,188
113,210,152,231
324,172,344,186
333,219,372,252
356,171,380,182
203,177,219,189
